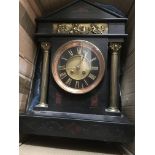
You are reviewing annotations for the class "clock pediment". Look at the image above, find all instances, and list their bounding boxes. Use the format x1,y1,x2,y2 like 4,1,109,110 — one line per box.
37,0,126,22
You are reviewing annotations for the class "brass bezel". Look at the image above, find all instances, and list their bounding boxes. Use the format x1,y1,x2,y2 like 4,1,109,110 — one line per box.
52,40,105,94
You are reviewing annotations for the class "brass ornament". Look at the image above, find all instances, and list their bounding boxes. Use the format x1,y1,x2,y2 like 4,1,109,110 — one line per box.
41,42,51,51
53,23,108,34
109,43,122,54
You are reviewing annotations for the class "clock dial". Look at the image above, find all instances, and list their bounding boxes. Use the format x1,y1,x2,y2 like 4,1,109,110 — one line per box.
52,40,105,94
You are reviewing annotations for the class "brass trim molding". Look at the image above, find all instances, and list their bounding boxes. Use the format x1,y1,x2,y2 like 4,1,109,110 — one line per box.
53,23,108,34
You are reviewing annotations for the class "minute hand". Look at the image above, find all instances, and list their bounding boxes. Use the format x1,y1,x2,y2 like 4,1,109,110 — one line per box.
80,53,87,64
75,55,85,69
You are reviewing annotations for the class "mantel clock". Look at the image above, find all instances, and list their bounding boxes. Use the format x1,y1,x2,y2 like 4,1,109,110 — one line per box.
20,0,134,143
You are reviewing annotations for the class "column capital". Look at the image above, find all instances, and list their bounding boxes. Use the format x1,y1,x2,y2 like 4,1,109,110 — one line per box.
41,42,51,51
109,43,121,54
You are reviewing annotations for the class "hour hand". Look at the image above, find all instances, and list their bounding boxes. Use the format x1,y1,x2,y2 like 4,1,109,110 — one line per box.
58,66,76,70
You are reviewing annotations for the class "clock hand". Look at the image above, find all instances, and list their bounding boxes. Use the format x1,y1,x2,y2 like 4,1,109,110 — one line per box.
75,52,86,69
79,52,87,67
58,66,76,70
66,67,76,69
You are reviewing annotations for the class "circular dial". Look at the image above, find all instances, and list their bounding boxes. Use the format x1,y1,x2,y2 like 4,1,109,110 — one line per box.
52,40,105,94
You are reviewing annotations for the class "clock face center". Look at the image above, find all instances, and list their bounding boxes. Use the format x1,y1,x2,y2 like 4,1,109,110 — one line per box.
66,55,91,80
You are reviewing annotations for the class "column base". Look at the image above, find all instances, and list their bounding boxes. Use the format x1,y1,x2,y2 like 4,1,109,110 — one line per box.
35,102,48,108
105,107,120,113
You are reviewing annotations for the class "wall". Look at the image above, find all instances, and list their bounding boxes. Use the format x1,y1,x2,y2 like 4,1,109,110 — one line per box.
121,2,135,124
19,0,41,112
120,3,135,154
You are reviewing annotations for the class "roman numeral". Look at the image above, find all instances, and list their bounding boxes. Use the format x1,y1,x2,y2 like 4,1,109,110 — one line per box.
65,78,72,86
58,65,66,70
68,50,73,56
81,83,84,88
61,57,68,61
90,57,97,62
59,72,67,79
91,66,99,71
77,47,82,55
84,79,88,86
75,81,80,89
88,73,96,80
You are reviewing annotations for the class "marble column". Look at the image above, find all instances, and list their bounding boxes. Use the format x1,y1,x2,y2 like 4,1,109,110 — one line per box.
106,42,121,113
36,42,51,108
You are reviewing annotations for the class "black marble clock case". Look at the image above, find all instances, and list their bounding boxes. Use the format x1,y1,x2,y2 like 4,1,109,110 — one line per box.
48,37,109,115
20,0,134,143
